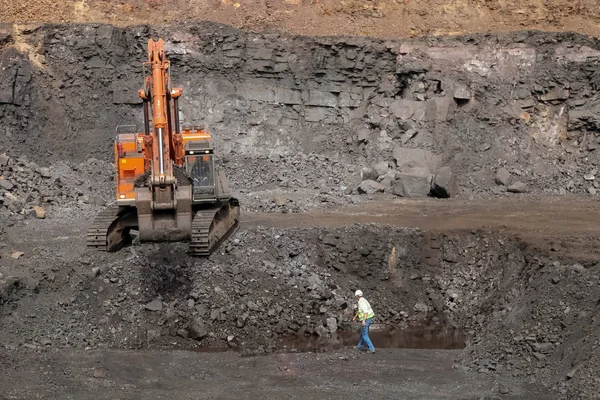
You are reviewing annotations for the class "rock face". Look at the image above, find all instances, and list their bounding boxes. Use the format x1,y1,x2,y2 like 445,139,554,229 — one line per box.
1,25,600,202
431,167,458,198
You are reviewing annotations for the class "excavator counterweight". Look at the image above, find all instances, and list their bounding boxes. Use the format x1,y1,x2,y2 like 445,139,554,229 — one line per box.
87,38,240,256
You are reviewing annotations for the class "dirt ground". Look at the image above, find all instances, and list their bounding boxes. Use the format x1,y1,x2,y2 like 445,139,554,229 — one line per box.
1,0,599,39
1,197,599,399
0,348,554,399
245,196,600,260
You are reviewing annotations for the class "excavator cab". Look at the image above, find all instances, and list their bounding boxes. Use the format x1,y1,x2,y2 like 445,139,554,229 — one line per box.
185,144,216,203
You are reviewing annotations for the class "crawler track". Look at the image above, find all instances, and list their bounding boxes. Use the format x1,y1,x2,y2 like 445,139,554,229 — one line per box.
86,206,133,251
189,198,240,256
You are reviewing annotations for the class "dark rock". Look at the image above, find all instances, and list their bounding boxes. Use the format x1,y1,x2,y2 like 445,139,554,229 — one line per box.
495,168,511,186
320,289,333,300
322,235,338,246
430,166,458,198
0,277,21,304
188,318,208,340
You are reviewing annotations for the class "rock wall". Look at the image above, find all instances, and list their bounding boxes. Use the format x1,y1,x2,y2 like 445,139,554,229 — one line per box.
1,23,600,197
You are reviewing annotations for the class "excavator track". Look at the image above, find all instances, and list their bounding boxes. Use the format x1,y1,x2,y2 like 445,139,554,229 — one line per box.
87,206,133,252
189,198,240,256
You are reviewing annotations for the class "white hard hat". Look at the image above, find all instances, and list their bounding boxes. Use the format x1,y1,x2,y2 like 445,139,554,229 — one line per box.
355,290,363,297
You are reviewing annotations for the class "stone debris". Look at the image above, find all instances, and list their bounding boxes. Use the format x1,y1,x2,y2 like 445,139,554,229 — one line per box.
0,155,111,217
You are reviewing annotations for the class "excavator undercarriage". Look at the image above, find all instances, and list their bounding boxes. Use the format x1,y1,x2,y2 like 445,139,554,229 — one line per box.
87,198,239,256
87,38,239,256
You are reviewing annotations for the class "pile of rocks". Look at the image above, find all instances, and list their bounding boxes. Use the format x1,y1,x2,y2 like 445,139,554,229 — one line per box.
0,154,111,219
357,146,458,198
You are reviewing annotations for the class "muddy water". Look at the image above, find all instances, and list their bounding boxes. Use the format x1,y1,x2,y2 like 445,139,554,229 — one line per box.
277,325,466,353
191,325,466,354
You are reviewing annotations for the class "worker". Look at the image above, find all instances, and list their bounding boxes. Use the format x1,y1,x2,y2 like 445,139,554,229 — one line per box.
352,289,375,353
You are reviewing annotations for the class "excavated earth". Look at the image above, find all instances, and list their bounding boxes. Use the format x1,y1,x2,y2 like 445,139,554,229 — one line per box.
1,21,600,399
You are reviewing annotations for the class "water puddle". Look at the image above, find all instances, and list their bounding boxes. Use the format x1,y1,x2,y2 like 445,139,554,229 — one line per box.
277,325,466,353
190,325,466,355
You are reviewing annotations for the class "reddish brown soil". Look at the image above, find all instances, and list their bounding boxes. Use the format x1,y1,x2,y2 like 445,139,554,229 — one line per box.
1,0,599,39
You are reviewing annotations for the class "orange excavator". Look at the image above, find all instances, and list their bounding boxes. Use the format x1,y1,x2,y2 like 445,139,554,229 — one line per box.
87,38,239,256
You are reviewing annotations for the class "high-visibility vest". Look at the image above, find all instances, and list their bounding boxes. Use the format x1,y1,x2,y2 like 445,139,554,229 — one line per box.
357,298,375,319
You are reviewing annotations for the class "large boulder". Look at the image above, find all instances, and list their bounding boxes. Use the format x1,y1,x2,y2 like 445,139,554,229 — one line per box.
393,146,441,171
391,180,406,197
394,165,431,197
358,180,386,195
430,167,458,198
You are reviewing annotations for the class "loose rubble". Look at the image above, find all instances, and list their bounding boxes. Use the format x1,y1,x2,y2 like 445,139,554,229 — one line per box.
0,154,112,220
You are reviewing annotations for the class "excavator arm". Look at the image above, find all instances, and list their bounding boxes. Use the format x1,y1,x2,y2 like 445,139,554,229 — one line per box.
138,38,184,188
